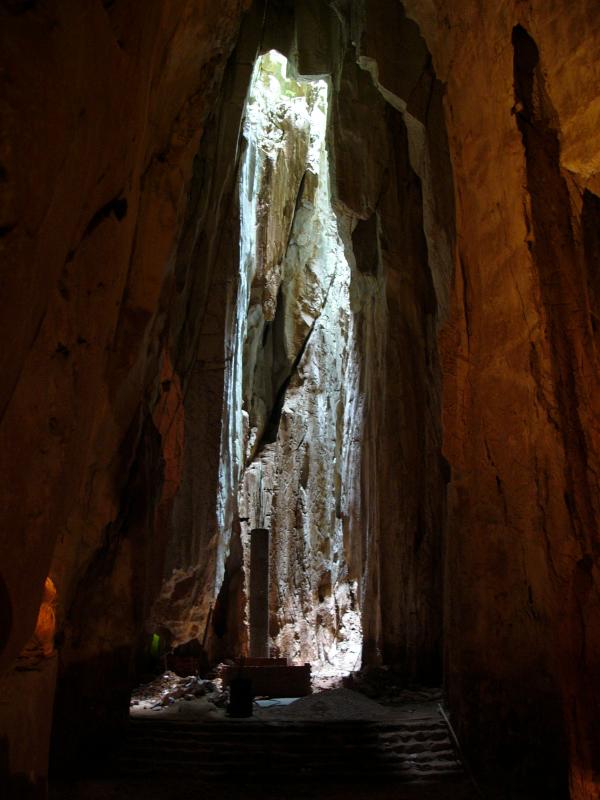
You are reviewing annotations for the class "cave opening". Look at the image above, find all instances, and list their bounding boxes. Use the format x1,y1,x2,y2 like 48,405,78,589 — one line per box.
128,18,451,726
134,1,452,706
219,48,364,681
176,0,456,711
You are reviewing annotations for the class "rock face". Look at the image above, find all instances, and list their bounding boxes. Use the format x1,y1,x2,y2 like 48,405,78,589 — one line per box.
0,0,250,790
149,6,449,689
401,2,600,797
322,1,452,684
234,53,364,674
1,1,600,799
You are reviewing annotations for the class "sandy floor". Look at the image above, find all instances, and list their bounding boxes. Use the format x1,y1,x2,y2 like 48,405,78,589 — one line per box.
129,670,443,724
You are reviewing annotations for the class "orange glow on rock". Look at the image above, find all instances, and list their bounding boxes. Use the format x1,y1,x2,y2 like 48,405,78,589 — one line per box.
34,577,57,658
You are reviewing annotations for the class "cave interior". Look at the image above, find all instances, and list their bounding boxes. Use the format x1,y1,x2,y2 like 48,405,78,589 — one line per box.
1,1,600,799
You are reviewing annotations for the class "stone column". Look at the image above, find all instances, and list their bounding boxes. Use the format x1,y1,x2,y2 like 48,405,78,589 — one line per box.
249,528,269,658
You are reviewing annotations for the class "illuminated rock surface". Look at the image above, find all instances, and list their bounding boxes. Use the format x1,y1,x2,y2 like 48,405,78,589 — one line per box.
234,52,363,675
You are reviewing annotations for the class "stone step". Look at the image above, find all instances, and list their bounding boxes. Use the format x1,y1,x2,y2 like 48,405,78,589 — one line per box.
122,745,459,767
124,744,456,762
127,720,446,730
127,716,445,728
119,759,463,780
127,722,448,738
119,715,464,784
127,728,452,744
128,728,448,742
118,766,465,785
123,732,456,749
127,736,452,752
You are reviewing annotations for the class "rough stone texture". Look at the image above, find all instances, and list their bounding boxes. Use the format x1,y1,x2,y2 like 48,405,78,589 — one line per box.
0,0,247,669
0,0,249,789
365,105,445,678
147,6,266,651
329,3,451,683
234,53,364,674
211,10,449,686
1,1,600,799
395,2,600,797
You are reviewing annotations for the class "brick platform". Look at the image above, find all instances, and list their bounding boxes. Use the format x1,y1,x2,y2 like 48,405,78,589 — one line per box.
221,658,311,697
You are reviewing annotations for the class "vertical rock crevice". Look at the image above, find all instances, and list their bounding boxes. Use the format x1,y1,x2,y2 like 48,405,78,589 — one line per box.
332,2,452,681
232,52,364,675
582,188,600,340
512,23,600,796
214,1,453,684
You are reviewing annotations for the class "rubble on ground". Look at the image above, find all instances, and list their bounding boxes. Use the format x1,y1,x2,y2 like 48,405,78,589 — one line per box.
129,671,229,717
344,666,443,707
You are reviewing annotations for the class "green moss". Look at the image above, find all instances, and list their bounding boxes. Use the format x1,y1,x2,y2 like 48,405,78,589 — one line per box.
150,633,161,657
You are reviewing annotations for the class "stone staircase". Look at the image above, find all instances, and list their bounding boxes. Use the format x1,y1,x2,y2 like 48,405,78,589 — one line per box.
118,712,464,785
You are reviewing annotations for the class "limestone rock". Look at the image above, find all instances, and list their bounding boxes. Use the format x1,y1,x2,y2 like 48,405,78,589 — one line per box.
2,2,600,798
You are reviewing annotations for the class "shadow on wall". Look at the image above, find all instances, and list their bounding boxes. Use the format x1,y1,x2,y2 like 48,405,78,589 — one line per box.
512,22,600,799
0,574,12,658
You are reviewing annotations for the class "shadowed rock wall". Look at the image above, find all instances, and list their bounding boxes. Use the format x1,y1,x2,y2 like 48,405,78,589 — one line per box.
334,3,453,682
0,0,250,789
401,1,600,796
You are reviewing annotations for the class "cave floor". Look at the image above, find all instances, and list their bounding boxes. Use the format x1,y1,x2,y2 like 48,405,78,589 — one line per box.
51,692,485,799
49,687,544,800
50,778,480,800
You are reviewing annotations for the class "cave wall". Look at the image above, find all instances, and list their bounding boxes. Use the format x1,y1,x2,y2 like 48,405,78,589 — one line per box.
146,10,261,652
0,0,249,672
0,0,448,725
398,0,600,796
146,0,449,683
0,0,250,789
1,1,600,799
332,2,452,681
233,54,367,674
199,4,450,680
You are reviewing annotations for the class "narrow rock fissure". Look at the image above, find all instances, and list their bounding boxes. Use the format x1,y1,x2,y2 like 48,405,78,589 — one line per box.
512,24,595,792
253,311,318,455
513,25,597,551
223,50,365,676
